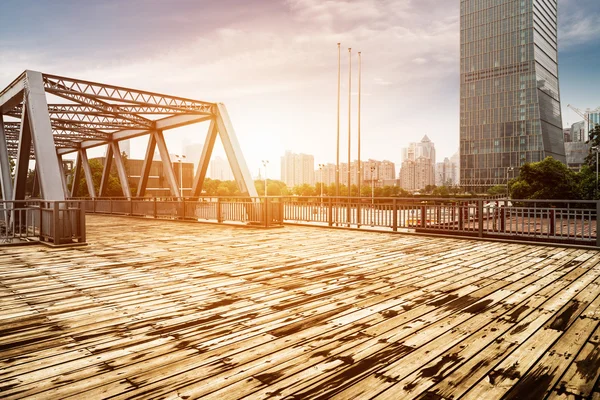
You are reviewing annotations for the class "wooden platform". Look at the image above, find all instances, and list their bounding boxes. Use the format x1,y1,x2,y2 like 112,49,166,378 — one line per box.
1,215,599,400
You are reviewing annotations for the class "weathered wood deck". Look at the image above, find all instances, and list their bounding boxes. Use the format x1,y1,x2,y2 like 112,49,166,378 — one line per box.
1,215,599,399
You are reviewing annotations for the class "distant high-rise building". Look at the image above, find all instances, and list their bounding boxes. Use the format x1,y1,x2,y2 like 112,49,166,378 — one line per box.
563,128,572,143
565,121,590,170
210,156,234,181
571,121,586,143
183,141,203,169
402,135,436,164
359,159,396,188
118,140,131,158
281,151,314,187
589,110,600,133
315,163,336,185
401,136,435,191
436,157,459,187
400,160,416,191
460,0,565,192
450,151,460,186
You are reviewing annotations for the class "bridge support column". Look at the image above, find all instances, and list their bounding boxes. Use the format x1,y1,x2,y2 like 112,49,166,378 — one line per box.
22,71,64,201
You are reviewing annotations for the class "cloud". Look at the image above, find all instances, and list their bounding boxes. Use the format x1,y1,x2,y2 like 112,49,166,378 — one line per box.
558,0,600,49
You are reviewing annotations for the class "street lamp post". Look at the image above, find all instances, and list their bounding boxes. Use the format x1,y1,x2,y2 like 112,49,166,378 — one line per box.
593,147,599,198
318,164,325,198
506,167,514,200
370,165,376,206
174,154,186,198
261,160,269,197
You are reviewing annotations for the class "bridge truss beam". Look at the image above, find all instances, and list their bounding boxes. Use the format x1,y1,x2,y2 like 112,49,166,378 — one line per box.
0,70,258,200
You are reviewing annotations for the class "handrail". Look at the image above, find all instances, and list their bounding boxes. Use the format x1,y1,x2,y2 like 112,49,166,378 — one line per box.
75,197,600,247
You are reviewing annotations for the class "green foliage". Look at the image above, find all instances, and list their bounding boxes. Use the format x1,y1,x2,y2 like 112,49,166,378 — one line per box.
432,185,450,196
585,125,600,170
510,156,580,200
487,185,507,196
75,158,124,197
254,179,288,196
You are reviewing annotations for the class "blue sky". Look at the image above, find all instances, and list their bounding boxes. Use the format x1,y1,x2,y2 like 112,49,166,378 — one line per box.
1,0,599,176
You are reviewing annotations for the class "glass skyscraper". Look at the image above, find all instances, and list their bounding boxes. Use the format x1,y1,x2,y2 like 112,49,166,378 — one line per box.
460,0,565,191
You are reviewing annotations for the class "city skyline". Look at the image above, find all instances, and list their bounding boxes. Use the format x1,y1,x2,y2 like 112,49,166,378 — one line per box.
1,0,598,179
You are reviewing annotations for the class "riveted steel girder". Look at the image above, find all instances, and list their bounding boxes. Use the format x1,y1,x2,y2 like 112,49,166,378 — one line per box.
1,70,256,200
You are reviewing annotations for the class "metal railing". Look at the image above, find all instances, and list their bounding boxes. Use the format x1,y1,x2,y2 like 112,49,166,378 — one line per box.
75,196,599,247
81,197,283,228
0,200,86,246
278,197,598,246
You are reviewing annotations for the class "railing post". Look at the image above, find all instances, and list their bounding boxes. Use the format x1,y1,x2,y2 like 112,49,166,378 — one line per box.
549,209,555,236
153,197,157,219
596,201,600,248
39,205,43,242
263,197,269,228
420,205,426,228
129,198,133,216
478,199,483,238
328,197,333,227
500,205,506,232
53,202,60,246
217,198,222,223
93,198,96,213
392,199,398,232
357,200,361,228
109,198,113,214
79,202,86,243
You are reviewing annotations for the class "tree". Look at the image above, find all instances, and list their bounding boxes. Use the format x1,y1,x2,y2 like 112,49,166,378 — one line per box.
432,185,450,196
585,124,600,171
75,158,123,197
510,156,579,200
487,185,507,196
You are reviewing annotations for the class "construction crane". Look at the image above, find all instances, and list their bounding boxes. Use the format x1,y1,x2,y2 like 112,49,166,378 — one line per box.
567,104,600,124
567,104,590,123
567,104,600,142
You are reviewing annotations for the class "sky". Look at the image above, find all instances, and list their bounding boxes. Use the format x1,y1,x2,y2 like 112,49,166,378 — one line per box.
1,0,599,179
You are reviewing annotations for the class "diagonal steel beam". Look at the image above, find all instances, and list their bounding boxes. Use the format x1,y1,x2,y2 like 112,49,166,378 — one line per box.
0,72,26,113
215,103,258,197
99,143,113,197
71,151,82,198
42,74,215,112
191,119,217,197
13,102,32,201
9,104,213,116
111,141,131,198
80,149,96,198
154,130,179,198
0,114,14,202
43,76,154,128
25,71,66,200
137,133,157,197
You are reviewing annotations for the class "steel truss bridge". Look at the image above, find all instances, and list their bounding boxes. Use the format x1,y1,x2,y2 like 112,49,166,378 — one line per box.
0,70,258,201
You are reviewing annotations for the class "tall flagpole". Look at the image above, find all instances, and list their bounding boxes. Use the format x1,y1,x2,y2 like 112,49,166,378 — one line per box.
347,47,352,199
336,43,341,198
357,51,362,199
